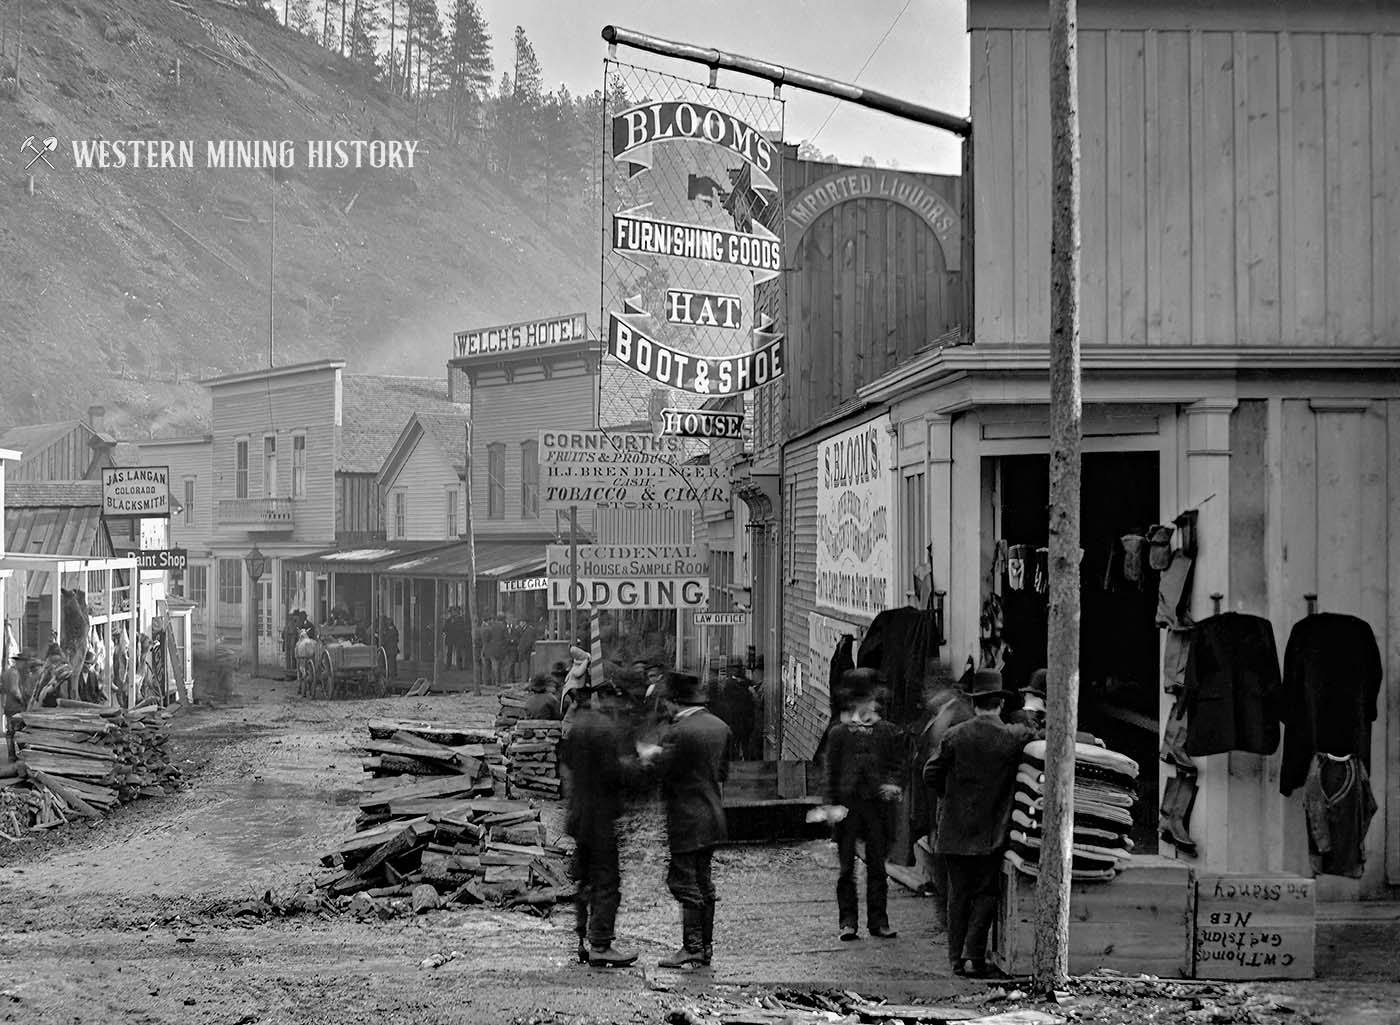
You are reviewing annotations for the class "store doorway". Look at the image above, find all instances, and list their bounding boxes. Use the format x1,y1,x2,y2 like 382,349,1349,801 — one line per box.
993,451,1162,854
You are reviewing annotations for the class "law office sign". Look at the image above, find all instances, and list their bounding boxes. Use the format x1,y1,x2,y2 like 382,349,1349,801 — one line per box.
102,466,170,518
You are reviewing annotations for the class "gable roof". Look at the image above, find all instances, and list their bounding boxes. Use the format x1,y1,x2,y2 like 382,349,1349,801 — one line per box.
379,411,470,489
5,480,104,507
339,375,466,474
0,420,89,454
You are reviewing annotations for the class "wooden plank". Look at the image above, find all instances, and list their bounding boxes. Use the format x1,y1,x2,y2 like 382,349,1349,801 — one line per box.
852,1004,978,1022
1329,34,1373,345
357,740,459,765
1201,30,1237,344
1079,29,1109,346
974,29,1015,341
358,774,486,811
1195,874,1315,979
1104,28,1123,346
1244,33,1282,347
1290,34,1326,338
1010,28,1030,341
1189,29,1207,345
1389,401,1400,885
1157,30,1192,344
1358,402,1389,896
1118,29,1147,346
1373,33,1390,342
1233,31,1252,346
1278,32,1297,344
1384,38,1400,342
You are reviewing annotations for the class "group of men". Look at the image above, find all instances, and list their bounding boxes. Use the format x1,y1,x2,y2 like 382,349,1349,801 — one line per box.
466,613,541,687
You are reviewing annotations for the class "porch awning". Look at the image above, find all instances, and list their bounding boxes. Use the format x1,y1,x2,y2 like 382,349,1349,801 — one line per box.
375,541,546,581
283,541,452,575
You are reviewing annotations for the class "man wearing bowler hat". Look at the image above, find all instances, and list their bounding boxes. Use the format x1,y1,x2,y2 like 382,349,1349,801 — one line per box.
924,668,1036,977
639,671,731,969
1005,668,1048,732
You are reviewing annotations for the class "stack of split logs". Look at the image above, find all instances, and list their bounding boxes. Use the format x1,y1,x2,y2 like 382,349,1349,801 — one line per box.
0,702,180,834
314,719,575,911
495,692,529,729
505,720,563,798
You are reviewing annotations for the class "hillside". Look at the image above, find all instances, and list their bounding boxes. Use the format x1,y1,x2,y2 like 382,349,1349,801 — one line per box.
0,0,596,437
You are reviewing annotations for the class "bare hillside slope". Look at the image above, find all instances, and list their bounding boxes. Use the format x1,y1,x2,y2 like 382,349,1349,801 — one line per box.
0,0,595,436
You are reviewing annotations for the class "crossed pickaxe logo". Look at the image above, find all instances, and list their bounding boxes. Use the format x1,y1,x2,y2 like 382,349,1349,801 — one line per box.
21,135,57,171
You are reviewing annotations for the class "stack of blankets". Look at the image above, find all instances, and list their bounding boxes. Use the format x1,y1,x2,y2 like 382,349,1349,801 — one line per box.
1008,739,1138,881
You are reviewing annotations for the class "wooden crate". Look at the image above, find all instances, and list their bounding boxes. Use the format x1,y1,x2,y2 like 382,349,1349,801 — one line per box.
993,855,1196,977
1193,874,1315,980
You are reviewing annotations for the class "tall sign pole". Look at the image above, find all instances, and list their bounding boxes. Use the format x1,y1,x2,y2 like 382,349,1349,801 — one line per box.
1033,0,1084,992
569,506,580,646
462,423,480,694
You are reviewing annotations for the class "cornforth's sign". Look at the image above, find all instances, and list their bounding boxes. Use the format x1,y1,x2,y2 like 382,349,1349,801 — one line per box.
452,313,589,360
785,169,961,271
102,466,170,518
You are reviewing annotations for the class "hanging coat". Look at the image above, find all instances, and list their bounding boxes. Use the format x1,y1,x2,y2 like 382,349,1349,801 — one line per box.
857,605,938,726
1182,612,1282,757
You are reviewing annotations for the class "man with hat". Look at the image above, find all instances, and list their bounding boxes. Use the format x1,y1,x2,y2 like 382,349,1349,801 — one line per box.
561,679,640,968
1005,668,1047,731
523,672,561,722
639,671,731,969
825,667,904,941
913,666,974,930
2,651,41,760
924,667,1036,977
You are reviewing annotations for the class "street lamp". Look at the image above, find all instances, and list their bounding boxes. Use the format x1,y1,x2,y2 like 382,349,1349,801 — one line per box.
246,546,267,678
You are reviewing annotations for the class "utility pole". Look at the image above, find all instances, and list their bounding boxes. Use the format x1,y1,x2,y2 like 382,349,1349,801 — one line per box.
269,173,275,368
462,422,480,693
1032,0,1084,993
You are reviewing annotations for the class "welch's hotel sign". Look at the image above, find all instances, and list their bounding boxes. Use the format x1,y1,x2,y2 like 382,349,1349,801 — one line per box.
452,313,589,361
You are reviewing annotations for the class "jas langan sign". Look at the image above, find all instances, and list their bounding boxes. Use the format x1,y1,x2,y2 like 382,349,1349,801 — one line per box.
451,313,589,361
102,466,170,518
609,301,782,396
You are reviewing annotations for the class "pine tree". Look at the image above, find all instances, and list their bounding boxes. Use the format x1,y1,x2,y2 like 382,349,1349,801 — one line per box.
445,0,493,145
511,25,541,103
287,0,315,35
348,0,384,79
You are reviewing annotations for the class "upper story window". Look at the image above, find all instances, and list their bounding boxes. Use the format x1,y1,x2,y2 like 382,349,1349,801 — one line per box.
291,434,306,498
393,491,406,539
446,487,459,537
264,436,278,498
235,440,249,499
487,443,505,519
520,440,539,519
184,478,195,526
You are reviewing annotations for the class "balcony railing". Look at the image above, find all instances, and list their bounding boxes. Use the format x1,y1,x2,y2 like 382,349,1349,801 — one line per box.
217,497,296,530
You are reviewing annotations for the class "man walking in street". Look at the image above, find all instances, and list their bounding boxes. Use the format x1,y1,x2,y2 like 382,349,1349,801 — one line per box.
639,671,731,969
561,681,639,968
924,668,1035,978
913,667,974,930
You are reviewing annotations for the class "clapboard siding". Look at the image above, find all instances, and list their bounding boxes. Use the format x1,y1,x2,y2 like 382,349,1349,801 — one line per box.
780,436,824,760
383,437,463,541
470,372,595,538
783,158,964,439
209,371,338,545
135,439,214,554
971,23,1400,347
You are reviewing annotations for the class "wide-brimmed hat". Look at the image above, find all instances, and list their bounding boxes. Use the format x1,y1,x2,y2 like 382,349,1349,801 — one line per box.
1021,669,1047,698
966,668,1009,698
664,671,706,705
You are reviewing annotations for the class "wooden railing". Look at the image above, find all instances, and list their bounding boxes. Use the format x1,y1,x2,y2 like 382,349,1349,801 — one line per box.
217,497,296,528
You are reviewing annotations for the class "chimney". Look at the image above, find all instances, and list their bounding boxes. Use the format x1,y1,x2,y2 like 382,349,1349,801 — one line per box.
87,405,106,433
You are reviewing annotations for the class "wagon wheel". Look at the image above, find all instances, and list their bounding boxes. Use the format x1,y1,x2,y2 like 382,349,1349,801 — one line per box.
316,649,336,700
372,646,389,697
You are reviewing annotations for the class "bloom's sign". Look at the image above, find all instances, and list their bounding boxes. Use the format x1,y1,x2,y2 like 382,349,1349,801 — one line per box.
611,101,777,200
608,304,783,395
102,466,170,518
816,414,893,620
451,313,588,361
612,210,781,284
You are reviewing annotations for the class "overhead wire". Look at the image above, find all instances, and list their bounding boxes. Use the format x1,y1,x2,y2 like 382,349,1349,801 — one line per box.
807,0,916,147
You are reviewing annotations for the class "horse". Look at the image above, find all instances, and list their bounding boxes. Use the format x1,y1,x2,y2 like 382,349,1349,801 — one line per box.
294,628,325,697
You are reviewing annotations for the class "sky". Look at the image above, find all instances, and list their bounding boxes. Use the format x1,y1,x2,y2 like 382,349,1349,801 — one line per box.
473,0,971,175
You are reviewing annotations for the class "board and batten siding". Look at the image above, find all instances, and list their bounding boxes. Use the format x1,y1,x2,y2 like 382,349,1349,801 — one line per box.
384,438,464,541
11,425,97,481
970,21,1400,348
779,436,824,760
470,373,596,538
209,376,337,545
336,474,382,540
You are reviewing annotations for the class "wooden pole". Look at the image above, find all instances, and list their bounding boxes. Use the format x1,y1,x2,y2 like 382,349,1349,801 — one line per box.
568,506,580,646
1032,0,1084,993
462,424,479,693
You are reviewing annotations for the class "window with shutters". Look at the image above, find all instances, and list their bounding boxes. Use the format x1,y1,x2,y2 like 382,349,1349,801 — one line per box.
217,558,242,607
392,491,406,539
487,443,505,519
446,488,459,537
234,439,249,499
184,478,196,525
291,434,306,498
520,440,539,519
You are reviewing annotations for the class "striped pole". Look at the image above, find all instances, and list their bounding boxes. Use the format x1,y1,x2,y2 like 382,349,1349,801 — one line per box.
588,608,603,682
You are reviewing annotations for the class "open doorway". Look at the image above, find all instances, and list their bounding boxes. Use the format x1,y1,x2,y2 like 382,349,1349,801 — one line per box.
991,451,1162,854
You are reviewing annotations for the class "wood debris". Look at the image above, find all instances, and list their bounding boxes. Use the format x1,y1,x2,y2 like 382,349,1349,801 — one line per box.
504,718,562,799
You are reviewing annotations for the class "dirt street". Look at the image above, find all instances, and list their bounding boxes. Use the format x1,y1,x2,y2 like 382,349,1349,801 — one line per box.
0,678,1395,1025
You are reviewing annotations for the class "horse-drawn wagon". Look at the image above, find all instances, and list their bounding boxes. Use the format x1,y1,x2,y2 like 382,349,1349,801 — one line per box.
295,625,388,700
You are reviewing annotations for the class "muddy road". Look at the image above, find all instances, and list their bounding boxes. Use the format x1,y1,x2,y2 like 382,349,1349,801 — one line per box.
0,679,1393,1024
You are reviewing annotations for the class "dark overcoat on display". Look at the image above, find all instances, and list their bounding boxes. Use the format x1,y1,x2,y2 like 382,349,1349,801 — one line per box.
1182,612,1282,757
655,708,731,853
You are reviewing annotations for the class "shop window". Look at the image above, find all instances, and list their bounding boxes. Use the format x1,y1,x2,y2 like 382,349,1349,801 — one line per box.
446,488,459,537
184,478,196,526
186,565,208,608
292,434,306,498
393,491,406,539
217,558,242,607
234,440,249,499
903,471,927,601
520,440,539,519
487,443,505,519
263,436,278,498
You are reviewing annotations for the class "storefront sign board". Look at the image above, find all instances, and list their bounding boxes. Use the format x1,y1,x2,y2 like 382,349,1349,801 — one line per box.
545,545,707,580
1194,875,1315,979
451,313,588,361
694,611,748,626
546,577,707,610
114,547,187,572
539,430,729,509
611,101,778,200
498,576,547,594
659,408,745,439
608,308,783,395
815,414,894,621
102,466,170,518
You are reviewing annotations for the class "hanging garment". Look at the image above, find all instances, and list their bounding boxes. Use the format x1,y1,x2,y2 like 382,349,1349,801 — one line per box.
1303,754,1377,879
1120,534,1147,586
857,605,939,727
828,634,856,720
1147,524,1175,572
1279,612,1384,797
1182,612,1282,757
1033,548,1049,595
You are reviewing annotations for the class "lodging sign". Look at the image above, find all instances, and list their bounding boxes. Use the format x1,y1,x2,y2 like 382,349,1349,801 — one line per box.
816,414,894,620
451,313,589,361
102,466,170,518
539,430,729,509
547,577,707,610
545,544,708,579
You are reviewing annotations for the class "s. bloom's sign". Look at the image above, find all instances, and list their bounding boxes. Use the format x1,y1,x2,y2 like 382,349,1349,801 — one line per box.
816,414,893,620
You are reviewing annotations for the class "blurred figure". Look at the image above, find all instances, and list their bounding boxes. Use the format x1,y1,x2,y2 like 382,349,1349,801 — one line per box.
1005,668,1047,731
523,672,561,721
381,617,400,680
913,667,974,930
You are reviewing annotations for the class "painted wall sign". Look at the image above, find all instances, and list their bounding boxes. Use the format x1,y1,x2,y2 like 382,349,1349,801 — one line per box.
451,313,589,361
665,289,742,328
659,408,745,439
539,429,729,509
785,169,961,271
547,577,708,610
102,466,170,518
608,307,783,395
612,210,781,284
816,413,894,620
545,545,709,580
498,576,548,594
611,101,777,199
695,611,748,626
115,547,187,571
1194,875,1315,980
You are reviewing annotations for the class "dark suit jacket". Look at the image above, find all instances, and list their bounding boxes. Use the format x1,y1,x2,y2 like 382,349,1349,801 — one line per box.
1183,612,1282,757
825,718,904,805
925,714,1035,855
523,690,560,721
655,706,731,853
561,706,632,840
1280,613,1384,796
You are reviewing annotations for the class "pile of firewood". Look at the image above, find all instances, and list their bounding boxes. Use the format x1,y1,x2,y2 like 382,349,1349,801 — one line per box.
505,719,562,799
495,692,529,729
314,719,576,911
1,702,181,830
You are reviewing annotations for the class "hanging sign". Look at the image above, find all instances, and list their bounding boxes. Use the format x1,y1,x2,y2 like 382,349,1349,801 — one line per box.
694,611,748,626
451,313,588,361
816,414,894,620
102,466,170,518
547,577,708,610
659,408,745,440
665,289,742,328
611,101,777,200
612,210,781,284
539,429,729,509
546,544,708,579
114,547,188,572
498,576,548,594
785,169,961,271
608,303,783,396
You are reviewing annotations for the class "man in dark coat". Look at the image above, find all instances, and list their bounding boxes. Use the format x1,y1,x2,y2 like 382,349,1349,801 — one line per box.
825,667,904,940
523,672,561,721
924,668,1035,978
562,682,639,967
640,671,731,969
911,668,973,929
2,653,40,761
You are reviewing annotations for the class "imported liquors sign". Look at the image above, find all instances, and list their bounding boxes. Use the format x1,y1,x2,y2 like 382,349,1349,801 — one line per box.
815,414,893,620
